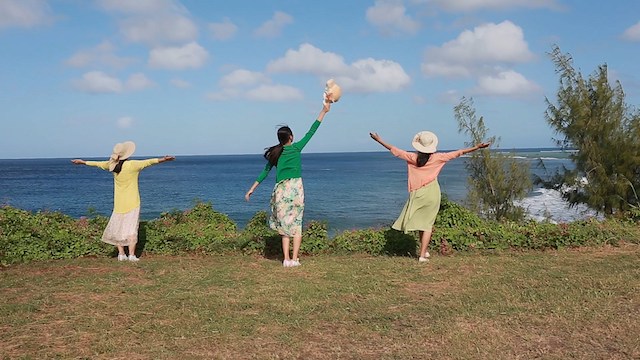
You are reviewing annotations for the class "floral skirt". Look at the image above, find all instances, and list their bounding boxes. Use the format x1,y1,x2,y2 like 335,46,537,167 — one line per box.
392,180,441,233
101,207,140,246
269,178,304,237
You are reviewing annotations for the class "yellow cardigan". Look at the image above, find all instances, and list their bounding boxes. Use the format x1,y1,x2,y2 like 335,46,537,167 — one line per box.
86,159,159,213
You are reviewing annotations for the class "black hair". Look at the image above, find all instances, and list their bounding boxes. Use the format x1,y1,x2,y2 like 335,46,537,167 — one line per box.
416,152,431,167
264,126,293,166
112,159,128,174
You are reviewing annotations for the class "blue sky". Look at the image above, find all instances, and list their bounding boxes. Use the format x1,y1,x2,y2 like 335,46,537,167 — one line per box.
1,0,639,159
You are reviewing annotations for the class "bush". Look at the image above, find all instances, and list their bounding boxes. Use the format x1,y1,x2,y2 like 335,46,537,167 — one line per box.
143,201,238,255
0,206,111,266
1,196,638,266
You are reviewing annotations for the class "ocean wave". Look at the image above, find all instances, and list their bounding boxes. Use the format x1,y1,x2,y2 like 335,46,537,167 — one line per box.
519,187,602,223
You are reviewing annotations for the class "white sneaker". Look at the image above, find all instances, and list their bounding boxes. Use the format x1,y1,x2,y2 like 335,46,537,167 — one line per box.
117,254,128,261
290,259,301,267
424,251,431,258
283,259,292,267
128,255,140,262
418,256,429,262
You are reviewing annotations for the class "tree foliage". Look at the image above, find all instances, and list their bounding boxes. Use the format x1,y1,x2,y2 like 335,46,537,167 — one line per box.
454,97,532,221
544,45,640,216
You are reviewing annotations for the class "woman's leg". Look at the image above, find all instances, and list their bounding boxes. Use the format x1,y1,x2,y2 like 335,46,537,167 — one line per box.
292,234,302,262
117,245,126,255
128,242,137,257
282,236,291,261
419,230,432,258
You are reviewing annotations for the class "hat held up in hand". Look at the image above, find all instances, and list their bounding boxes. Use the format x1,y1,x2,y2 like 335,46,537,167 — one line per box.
108,141,136,171
323,79,342,104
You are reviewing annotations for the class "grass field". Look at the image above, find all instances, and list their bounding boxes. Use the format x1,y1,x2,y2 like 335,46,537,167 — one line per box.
1,244,639,359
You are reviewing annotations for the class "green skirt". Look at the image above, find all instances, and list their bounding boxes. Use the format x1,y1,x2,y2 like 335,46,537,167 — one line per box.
392,180,441,233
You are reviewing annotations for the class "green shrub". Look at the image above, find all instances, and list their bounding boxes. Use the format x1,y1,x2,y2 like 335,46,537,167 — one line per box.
0,206,111,265
301,220,330,254
238,211,281,257
143,201,237,255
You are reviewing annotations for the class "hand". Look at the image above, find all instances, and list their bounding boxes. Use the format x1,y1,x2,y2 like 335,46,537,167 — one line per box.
71,159,85,165
244,190,253,202
369,132,381,142
163,155,176,161
322,100,331,113
476,142,490,149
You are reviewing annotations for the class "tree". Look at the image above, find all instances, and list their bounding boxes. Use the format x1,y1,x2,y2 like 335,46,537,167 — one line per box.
454,97,532,221
544,45,640,216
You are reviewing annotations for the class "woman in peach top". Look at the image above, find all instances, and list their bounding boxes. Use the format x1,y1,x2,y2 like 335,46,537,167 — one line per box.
370,131,489,262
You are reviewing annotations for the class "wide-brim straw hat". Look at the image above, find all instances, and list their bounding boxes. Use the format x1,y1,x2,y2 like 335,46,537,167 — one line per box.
108,141,136,171
411,131,438,153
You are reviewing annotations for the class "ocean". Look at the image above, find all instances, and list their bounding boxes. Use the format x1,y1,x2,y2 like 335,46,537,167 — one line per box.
0,149,597,233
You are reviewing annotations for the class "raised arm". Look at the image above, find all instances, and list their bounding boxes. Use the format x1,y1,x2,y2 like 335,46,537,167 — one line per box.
461,142,491,155
369,132,394,150
316,101,331,122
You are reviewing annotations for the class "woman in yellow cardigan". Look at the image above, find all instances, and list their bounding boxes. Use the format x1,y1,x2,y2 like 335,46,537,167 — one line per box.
72,141,175,261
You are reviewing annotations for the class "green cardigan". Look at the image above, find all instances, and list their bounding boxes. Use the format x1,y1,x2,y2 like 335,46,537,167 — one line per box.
256,120,321,183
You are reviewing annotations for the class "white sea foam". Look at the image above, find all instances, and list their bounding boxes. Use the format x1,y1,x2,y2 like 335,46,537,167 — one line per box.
518,187,602,223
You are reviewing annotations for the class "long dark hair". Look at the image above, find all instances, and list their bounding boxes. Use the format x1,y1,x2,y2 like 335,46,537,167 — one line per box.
416,152,431,167
264,126,293,166
112,159,128,174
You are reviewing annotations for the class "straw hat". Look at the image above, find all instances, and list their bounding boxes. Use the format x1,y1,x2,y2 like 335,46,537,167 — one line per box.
108,141,136,171
411,131,438,153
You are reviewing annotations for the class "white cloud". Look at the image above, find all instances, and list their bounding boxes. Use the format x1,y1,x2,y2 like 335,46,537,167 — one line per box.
72,71,154,93
422,21,534,78
267,43,348,75
98,0,197,45
622,21,640,42
219,69,269,88
0,0,53,29
268,43,411,93
209,18,237,41
148,42,209,69
119,14,197,45
366,0,420,35
422,21,539,98
73,71,123,93
472,70,541,96
254,11,293,38
425,0,561,12
116,116,134,129
98,0,183,14
245,85,304,101
333,58,411,92
207,69,300,102
171,78,191,88
65,41,136,68
423,21,533,75
206,88,241,101
126,73,154,90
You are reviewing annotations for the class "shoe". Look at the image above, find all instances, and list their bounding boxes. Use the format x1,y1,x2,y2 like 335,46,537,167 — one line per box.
418,256,429,262
128,255,140,262
283,259,292,267
290,259,301,267
424,251,431,258
117,254,128,261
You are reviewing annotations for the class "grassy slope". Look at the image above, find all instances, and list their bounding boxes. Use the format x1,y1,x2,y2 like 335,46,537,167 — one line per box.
1,244,639,359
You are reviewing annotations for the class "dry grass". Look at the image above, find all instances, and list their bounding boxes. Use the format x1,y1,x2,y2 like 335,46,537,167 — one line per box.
1,244,639,359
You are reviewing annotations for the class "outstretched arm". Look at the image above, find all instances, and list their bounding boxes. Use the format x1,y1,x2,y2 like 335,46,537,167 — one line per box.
461,142,491,155
158,155,176,163
316,101,331,122
369,132,394,150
